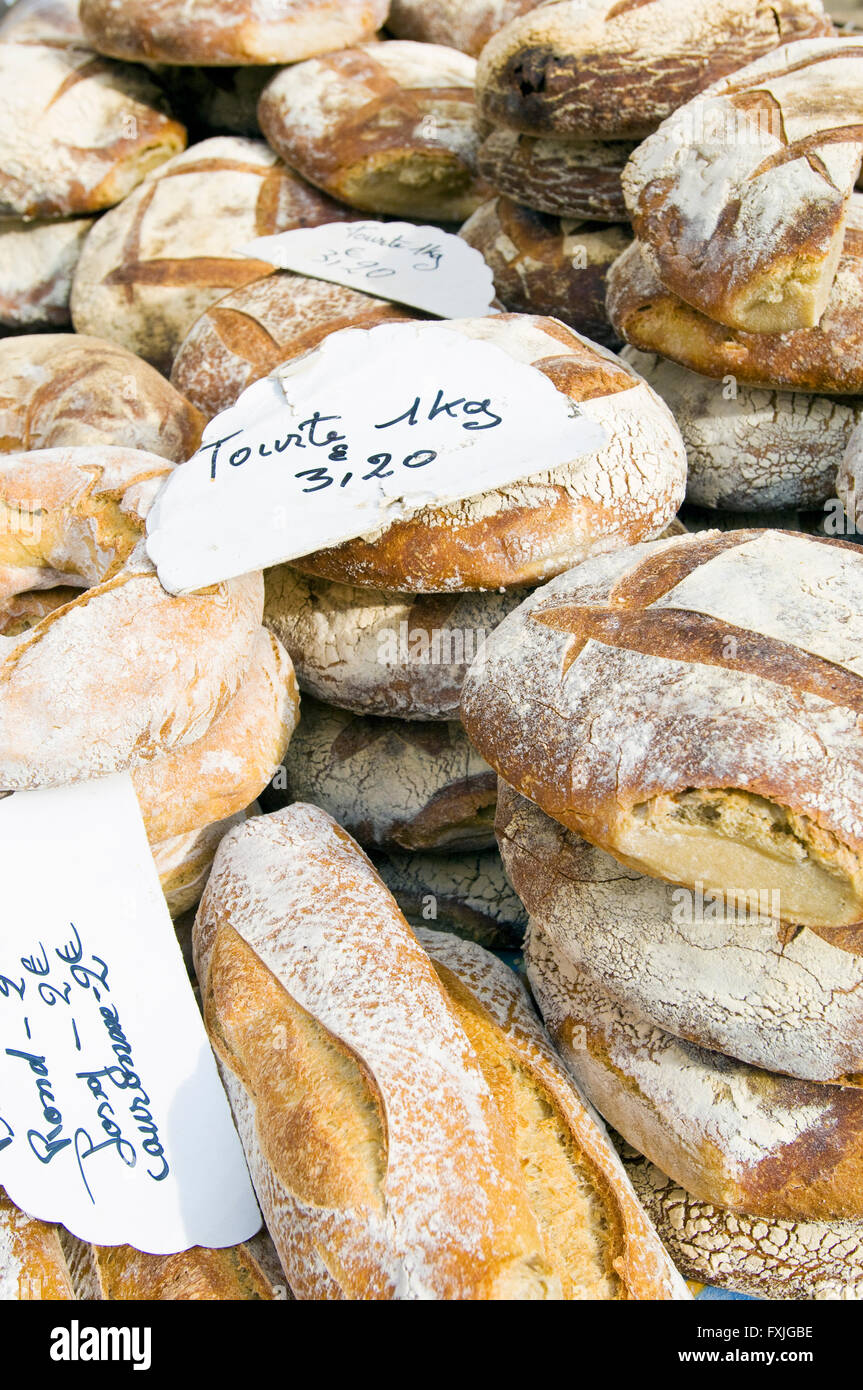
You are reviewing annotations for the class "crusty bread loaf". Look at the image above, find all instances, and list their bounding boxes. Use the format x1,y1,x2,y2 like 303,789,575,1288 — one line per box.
497,782,863,1084
0,0,85,45
620,346,861,511
623,38,863,334
0,333,203,460
606,222,863,394
264,566,526,720
80,0,388,65
372,846,527,949
387,0,544,56
171,272,412,418
477,129,632,223
193,803,688,1298
459,198,629,347
475,0,831,139
526,919,863,1221
0,43,186,218
153,809,248,918
265,695,497,851
61,1230,283,1299
0,1189,74,1300
294,314,687,592
0,218,94,330
70,137,352,373
258,42,492,222
461,529,863,932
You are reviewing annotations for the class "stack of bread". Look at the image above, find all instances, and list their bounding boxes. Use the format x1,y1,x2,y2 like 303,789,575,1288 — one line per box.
461,527,863,1298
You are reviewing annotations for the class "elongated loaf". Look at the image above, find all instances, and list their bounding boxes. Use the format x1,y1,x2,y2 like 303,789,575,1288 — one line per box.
0,1189,74,1300
60,1231,284,1300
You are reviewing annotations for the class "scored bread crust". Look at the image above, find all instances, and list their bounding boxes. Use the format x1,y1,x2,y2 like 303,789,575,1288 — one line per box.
171,272,414,419
70,137,352,374
606,221,863,394
461,529,863,931
294,314,687,592
193,803,564,1300
0,334,204,462
266,695,498,851
80,0,388,66
622,38,863,334
0,446,263,789
0,43,186,218
620,346,861,511
0,218,94,330
415,928,689,1299
0,1188,74,1300
387,0,545,57
60,1229,282,1299
497,783,863,1085
477,129,633,222
459,198,630,348
474,0,831,139
525,920,863,1222
258,42,493,222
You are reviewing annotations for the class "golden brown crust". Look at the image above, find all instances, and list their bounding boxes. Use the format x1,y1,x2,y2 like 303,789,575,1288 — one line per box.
478,128,633,222
0,1189,75,1300
62,1233,281,1299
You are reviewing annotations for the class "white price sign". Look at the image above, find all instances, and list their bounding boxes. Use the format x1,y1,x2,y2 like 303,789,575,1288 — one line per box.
146,321,608,595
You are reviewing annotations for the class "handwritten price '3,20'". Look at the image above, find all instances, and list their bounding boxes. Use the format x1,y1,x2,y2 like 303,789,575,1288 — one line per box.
201,389,504,488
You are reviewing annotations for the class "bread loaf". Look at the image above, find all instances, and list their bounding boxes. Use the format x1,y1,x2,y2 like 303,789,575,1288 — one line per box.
153,809,248,918
0,333,204,460
294,314,687,591
61,1230,283,1299
462,529,863,932
70,137,352,373
258,42,492,222
477,129,632,222
0,43,186,218
387,0,545,56
372,846,527,949
459,198,629,347
0,1189,74,1300
0,218,94,330
0,0,85,46
265,696,497,851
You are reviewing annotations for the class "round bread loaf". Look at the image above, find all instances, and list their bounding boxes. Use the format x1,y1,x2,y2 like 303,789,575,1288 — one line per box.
525,920,863,1222
460,198,629,347
0,0,84,45
622,1153,863,1300
258,42,492,222
620,346,861,511
606,227,863,395
0,216,94,330
80,0,388,65
461,529,863,932
372,846,527,949
293,314,687,592
622,38,863,334
477,129,632,223
497,782,863,1085
263,566,527,719
0,43,186,218
386,0,544,57
0,446,263,789
171,271,413,418
0,334,204,460
264,695,498,851
70,137,352,374
475,0,831,139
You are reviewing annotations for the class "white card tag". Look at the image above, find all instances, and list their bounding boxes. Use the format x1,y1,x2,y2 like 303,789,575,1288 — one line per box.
146,321,608,595
240,220,497,318
0,775,261,1254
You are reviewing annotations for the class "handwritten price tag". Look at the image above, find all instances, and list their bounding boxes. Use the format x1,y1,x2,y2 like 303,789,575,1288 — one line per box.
0,776,261,1253
240,220,497,319
146,321,608,594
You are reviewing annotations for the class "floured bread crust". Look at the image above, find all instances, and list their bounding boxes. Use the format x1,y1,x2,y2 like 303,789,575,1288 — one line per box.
0,1188,74,1300
0,218,94,330
388,0,545,57
0,44,186,218
80,0,388,66
621,346,861,511
70,137,352,374
372,846,527,949
478,129,633,222
461,529,863,930
606,224,863,394
258,42,492,222
60,1228,282,1299
475,0,831,139
460,198,629,347
0,0,85,46
171,271,413,419
153,808,248,918
526,920,863,1221
497,783,863,1084
264,566,526,719
623,38,863,333
0,333,204,461
295,314,687,592
266,695,497,851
